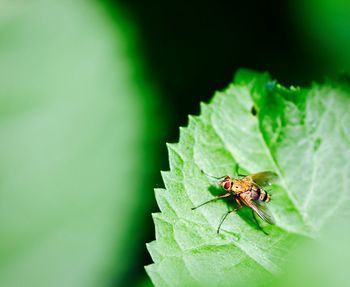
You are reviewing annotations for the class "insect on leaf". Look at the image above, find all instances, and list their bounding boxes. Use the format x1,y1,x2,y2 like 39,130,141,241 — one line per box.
146,69,350,287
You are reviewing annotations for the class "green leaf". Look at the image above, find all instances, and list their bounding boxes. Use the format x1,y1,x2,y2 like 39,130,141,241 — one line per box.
146,70,350,287
0,1,156,286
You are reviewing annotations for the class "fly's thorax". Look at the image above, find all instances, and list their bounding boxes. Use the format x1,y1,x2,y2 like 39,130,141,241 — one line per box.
231,179,250,194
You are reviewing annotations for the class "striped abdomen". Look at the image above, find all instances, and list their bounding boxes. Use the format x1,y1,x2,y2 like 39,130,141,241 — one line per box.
251,185,270,202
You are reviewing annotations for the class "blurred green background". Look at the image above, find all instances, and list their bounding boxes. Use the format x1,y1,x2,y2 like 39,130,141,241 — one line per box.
0,0,349,286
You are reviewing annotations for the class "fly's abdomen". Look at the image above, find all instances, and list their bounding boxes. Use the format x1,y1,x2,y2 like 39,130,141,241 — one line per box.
251,186,270,202
260,189,270,202
250,186,260,201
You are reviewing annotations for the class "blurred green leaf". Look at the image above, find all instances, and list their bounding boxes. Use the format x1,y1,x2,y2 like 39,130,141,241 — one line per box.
296,0,350,73
0,0,156,286
146,70,350,286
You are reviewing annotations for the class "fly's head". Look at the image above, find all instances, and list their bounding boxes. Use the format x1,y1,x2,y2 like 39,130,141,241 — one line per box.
221,176,232,191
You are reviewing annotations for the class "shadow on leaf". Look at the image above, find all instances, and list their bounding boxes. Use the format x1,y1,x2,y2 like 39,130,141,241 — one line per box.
207,185,266,233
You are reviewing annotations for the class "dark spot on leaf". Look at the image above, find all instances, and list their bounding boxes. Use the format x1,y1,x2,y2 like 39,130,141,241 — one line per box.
251,106,257,116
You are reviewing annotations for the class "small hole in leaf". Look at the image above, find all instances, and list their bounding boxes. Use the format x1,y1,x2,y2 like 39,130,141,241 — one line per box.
251,106,257,116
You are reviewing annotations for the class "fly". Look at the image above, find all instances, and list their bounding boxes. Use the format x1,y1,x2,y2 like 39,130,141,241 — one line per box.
192,168,278,234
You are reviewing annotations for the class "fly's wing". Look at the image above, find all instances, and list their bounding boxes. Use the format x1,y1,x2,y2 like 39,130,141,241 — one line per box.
239,193,275,224
250,199,275,225
249,171,278,188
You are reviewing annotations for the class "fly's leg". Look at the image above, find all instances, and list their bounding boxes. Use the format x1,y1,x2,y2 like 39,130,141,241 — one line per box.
191,193,231,210
217,197,243,234
252,210,269,235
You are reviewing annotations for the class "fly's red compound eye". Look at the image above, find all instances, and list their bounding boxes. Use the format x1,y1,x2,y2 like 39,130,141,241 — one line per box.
223,181,231,190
